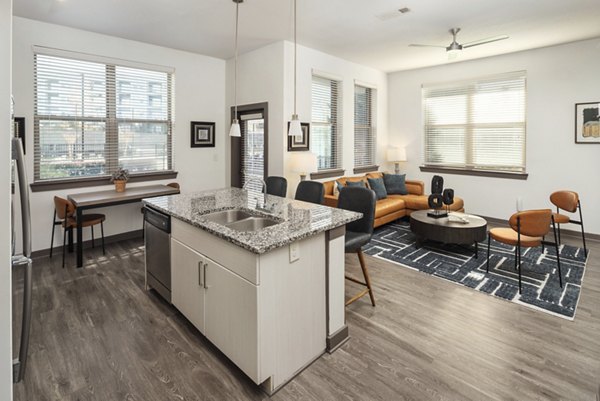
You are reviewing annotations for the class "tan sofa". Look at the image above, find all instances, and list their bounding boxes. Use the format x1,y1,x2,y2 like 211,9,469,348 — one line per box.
323,172,465,228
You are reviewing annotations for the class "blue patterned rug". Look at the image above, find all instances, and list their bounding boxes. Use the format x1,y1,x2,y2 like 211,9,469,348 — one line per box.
364,220,588,320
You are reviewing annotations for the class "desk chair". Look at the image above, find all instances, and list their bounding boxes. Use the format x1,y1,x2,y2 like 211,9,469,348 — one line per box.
51,197,106,268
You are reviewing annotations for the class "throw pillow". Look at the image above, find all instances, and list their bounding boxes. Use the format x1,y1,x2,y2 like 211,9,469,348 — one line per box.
383,173,408,195
345,180,367,188
367,177,388,200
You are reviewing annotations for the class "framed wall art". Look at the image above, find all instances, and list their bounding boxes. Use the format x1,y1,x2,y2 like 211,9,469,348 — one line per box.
287,122,310,151
575,102,600,144
190,121,216,148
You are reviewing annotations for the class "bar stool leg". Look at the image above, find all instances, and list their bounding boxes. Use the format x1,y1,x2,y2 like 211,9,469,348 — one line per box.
91,226,95,248
62,226,67,268
101,222,105,255
50,210,56,258
357,250,375,307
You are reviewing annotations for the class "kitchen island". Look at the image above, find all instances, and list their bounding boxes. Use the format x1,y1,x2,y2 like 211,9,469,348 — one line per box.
143,187,361,394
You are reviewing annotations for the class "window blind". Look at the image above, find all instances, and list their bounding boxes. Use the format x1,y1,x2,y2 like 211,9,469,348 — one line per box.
34,53,173,181
354,85,376,168
311,75,342,171
423,71,526,172
240,112,265,192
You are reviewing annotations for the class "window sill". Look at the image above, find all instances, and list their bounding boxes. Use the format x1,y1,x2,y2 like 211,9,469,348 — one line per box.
353,165,379,174
419,166,528,180
30,171,179,192
310,169,345,180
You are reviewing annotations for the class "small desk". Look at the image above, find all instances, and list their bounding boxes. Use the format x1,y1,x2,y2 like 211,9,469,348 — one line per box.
67,184,180,268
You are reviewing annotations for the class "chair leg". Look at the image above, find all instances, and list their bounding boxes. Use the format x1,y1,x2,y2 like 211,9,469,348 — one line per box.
357,250,375,307
514,246,518,271
518,245,522,293
552,220,563,288
486,235,491,273
100,222,105,255
579,202,587,257
62,227,67,268
50,210,56,258
557,223,561,245
91,226,95,248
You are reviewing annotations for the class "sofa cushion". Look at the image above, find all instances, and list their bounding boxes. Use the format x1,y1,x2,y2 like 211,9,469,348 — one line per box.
388,194,464,211
346,180,367,189
367,177,387,200
383,173,408,195
375,198,405,218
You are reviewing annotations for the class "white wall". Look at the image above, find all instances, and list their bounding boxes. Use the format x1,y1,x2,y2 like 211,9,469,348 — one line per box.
225,41,285,183
228,40,388,196
1,1,13,398
12,17,227,252
388,38,600,234
283,42,388,194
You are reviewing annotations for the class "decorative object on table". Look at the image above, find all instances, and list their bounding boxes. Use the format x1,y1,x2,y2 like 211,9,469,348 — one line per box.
229,0,244,137
287,0,303,137
287,122,310,151
442,188,455,213
13,117,25,154
290,151,318,181
190,121,216,148
365,220,586,320
574,102,600,143
110,167,130,193
427,175,447,218
386,147,407,174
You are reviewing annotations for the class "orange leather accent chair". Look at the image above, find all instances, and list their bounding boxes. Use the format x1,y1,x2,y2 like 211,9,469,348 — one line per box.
550,190,587,257
486,209,562,293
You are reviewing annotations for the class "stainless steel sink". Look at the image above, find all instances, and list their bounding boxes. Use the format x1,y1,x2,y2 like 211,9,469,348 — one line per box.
226,217,280,232
203,209,253,225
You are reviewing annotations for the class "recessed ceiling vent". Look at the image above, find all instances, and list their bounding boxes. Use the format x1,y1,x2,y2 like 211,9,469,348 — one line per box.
376,7,411,21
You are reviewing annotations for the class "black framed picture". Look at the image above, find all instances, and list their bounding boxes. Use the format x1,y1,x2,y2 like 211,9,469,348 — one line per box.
287,122,310,151
14,117,25,154
190,121,216,148
575,102,600,144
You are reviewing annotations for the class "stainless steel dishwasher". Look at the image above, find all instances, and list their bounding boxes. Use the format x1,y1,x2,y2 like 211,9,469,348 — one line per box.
144,206,171,302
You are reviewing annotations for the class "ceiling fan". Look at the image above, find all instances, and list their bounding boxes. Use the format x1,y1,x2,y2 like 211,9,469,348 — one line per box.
409,28,509,58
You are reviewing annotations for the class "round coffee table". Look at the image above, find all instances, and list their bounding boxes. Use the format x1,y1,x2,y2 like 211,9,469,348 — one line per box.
409,211,487,257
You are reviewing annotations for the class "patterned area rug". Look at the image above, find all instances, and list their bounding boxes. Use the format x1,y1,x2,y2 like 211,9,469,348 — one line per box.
364,220,588,320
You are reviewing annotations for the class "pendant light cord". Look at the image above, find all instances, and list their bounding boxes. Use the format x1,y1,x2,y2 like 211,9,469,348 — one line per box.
293,0,297,115
234,0,239,119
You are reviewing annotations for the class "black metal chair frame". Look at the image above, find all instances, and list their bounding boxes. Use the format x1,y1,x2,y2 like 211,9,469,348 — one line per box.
486,215,562,294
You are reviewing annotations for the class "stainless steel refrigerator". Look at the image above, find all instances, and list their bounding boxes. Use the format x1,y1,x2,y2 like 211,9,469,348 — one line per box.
11,98,32,383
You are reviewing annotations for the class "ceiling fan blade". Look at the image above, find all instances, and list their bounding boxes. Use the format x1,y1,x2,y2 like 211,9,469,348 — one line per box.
409,44,446,48
462,35,509,49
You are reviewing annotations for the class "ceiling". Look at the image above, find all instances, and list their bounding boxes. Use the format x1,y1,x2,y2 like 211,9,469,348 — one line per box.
13,0,600,72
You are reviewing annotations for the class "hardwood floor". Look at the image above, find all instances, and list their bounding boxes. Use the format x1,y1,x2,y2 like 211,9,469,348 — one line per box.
12,230,600,400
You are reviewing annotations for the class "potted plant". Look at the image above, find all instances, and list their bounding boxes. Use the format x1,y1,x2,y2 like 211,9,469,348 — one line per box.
111,167,130,193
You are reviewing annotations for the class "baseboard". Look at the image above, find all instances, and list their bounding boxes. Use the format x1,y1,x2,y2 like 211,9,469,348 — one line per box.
326,325,349,353
479,214,600,242
31,229,143,259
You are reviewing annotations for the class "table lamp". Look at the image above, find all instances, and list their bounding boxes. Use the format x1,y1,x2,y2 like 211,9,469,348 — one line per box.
386,147,407,174
291,152,318,181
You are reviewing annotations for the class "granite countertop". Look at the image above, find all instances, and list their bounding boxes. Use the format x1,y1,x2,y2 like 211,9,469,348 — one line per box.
143,187,362,254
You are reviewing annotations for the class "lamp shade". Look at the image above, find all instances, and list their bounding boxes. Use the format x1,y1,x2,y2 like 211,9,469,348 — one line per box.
229,119,241,137
290,152,318,174
288,115,302,137
386,147,407,162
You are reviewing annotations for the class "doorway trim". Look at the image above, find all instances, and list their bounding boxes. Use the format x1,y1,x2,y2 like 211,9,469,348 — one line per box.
230,102,269,188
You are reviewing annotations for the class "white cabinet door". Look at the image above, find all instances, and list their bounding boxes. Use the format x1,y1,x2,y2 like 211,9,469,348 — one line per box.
171,238,205,333
204,257,259,382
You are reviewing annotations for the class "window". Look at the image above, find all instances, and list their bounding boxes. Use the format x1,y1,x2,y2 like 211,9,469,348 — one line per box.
34,53,173,182
311,75,342,171
354,85,376,170
423,71,526,173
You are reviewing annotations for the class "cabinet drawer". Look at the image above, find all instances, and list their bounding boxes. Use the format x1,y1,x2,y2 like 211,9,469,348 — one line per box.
172,219,260,285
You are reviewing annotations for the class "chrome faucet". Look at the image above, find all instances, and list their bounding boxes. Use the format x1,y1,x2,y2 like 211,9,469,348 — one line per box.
243,177,269,211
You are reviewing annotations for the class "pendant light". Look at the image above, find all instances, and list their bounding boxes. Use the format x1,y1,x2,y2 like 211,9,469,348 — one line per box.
288,0,302,137
229,0,243,137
